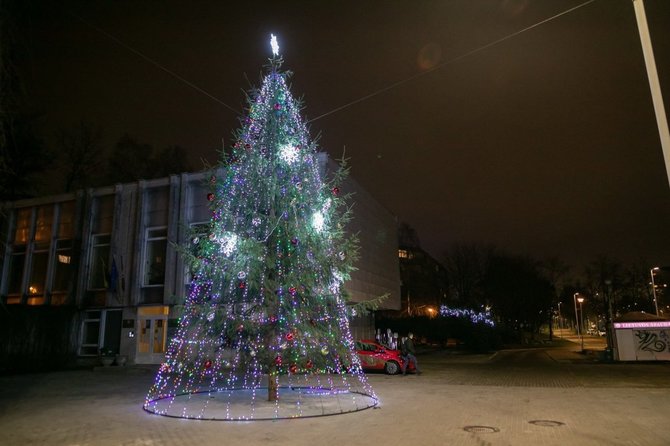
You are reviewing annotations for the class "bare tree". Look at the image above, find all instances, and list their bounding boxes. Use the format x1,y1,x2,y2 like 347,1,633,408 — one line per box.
105,134,153,184
151,145,193,177
442,243,495,308
0,1,52,200
56,121,104,192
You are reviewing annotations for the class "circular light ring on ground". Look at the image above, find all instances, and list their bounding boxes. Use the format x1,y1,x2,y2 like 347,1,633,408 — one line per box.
143,386,378,421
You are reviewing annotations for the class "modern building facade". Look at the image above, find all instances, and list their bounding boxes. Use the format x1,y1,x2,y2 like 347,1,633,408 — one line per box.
0,155,400,369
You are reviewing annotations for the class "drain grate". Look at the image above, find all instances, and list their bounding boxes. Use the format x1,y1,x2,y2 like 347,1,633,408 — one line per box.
463,425,500,434
528,420,565,427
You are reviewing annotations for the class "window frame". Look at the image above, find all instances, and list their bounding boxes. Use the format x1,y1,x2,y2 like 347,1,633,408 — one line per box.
142,226,168,287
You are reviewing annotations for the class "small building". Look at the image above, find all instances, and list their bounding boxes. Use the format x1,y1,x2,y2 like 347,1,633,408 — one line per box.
613,311,670,361
0,155,400,370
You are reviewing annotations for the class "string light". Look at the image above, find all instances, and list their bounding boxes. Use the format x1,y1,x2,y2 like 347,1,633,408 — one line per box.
144,40,377,421
439,305,495,327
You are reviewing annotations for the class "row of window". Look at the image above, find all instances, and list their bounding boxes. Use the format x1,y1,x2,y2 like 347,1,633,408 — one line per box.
1,196,170,305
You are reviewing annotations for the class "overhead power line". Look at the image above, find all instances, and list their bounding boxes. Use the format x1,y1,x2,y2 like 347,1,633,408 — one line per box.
69,0,598,123
68,11,241,115
308,0,598,123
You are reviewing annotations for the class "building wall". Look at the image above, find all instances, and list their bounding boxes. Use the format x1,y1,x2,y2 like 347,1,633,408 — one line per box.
0,161,399,368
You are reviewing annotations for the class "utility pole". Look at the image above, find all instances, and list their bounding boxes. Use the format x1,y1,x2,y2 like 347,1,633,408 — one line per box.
633,0,670,188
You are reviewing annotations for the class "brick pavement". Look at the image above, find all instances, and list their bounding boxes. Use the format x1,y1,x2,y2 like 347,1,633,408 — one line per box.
1,345,668,446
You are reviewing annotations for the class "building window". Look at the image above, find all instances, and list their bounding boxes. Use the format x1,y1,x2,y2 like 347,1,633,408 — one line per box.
24,205,54,305
79,310,102,356
89,234,111,289
52,201,76,295
53,240,73,291
78,309,122,356
6,208,31,299
398,249,413,259
144,227,167,286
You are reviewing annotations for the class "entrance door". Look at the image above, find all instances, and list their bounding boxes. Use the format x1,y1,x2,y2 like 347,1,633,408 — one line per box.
136,306,169,364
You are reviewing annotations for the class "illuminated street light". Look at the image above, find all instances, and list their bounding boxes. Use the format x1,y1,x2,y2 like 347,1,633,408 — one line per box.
578,296,585,352
650,267,660,316
574,293,585,352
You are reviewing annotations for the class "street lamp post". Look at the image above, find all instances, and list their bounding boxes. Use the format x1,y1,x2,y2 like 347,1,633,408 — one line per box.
578,296,585,352
650,267,660,316
557,302,563,333
574,293,585,352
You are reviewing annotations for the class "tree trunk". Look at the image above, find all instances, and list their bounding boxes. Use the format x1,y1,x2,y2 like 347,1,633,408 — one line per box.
268,366,278,401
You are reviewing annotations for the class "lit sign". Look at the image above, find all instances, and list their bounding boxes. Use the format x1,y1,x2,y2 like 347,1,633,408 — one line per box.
613,321,670,329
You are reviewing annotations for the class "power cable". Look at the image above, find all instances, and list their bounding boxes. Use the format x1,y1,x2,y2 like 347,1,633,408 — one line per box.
307,0,598,123
68,11,241,115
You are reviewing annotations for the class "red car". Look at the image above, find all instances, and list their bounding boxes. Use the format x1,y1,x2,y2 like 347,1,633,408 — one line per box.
355,339,415,375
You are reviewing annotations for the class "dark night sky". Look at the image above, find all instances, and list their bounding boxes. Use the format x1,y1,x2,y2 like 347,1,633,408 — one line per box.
17,0,670,267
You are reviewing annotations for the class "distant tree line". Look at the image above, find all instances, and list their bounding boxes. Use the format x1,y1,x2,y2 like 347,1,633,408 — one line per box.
0,2,196,201
394,221,660,345
442,242,657,337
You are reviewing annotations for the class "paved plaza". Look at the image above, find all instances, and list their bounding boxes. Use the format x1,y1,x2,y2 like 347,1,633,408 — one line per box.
1,337,669,446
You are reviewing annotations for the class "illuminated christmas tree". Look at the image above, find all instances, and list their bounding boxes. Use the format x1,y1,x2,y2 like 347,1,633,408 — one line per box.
143,36,377,420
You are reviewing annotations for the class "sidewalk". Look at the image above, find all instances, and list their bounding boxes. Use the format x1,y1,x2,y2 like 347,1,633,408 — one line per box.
1,347,668,446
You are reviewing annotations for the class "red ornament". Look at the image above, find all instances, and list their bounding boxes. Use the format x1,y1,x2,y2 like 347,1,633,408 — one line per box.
286,332,294,341
289,364,298,374
204,360,212,369
289,287,297,296
306,360,313,369
274,103,282,110
291,237,299,245
207,193,215,201
237,324,244,332
244,143,251,151
275,355,282,366
332,187,340,196
239,282,246,289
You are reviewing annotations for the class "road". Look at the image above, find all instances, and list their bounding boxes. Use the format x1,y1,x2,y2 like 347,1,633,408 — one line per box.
1,338,669,446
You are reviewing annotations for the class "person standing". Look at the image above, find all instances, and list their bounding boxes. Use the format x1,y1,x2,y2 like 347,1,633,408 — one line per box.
401,332,422,375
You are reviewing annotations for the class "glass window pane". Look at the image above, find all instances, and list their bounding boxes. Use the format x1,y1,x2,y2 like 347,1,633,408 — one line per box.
91,195,114,234
14,208,31,244
53,247,73,292
145,187,169,227
89,244,111,289
153,319,166,353
148,227,167,239
82,320,100,345
93,234,111,245
7,252,25,294
145,239,167,285
28,251,48,295
58,201,75,239
34,205,53,244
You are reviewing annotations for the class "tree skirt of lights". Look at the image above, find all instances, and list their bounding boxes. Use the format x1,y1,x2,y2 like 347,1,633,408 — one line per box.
143,373,378,421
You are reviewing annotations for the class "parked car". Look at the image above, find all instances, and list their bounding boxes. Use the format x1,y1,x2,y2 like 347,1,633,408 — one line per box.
355,339,415,375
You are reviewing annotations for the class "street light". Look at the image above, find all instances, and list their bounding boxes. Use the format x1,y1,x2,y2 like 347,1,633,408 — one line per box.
574,293,585,352
650,267,660,316
578,296,585,352
557,301,563,333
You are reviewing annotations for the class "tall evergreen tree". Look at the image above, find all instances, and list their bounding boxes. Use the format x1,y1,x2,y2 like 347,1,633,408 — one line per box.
144,38,376,420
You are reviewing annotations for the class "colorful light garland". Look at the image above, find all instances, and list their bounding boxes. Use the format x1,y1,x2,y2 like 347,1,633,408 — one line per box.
143,37,377,421
439,305,496,327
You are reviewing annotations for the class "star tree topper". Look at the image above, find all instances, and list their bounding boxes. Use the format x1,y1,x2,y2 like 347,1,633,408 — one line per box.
270,34,279,56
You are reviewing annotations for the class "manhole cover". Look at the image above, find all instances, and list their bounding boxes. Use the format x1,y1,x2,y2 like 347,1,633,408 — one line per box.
463,425,500,433
528,420,565,427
